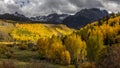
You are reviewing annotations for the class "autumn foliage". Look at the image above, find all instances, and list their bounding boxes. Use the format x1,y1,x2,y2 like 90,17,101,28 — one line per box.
0,13,118,68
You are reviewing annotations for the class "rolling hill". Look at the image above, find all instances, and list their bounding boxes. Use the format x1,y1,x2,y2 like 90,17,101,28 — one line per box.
0,20,74,42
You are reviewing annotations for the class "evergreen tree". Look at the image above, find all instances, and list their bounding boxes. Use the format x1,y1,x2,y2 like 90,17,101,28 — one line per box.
86,35,105,62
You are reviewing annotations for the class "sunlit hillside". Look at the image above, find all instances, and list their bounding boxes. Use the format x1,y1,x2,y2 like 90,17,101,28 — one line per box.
10,23,74,42
78,14,120,45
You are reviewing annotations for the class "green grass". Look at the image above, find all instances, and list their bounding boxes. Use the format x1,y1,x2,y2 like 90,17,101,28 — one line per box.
0,43,74,68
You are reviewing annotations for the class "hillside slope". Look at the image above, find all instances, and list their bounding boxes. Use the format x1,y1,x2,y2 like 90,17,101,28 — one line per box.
10,23,74,42
77,13,120,45
0,20,14,42
0,20,74,42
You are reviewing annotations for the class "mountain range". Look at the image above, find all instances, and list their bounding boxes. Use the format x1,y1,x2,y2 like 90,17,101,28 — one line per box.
0,12,30,22
0,8,109,29
63,8,108,28
30,13,69,23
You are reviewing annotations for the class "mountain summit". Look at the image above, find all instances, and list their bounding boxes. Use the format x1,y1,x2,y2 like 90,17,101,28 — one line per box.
63,8,108,29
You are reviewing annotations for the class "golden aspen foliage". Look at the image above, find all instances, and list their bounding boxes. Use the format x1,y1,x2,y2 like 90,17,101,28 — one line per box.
37,38,50,58
11,23,73,42
37,36,71,65
61,50,71,65
78,15,120,46
64,33,87,68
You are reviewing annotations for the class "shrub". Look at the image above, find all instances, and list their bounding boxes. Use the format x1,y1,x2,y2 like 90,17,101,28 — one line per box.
5,52,13,58
19,44,28,50
0,45,13,58
27,42,38,51
6,44,14,47
0,45,7,55
80,62,96,68
97,45,120,68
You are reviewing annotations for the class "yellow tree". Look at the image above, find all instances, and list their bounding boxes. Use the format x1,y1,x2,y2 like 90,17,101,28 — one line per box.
64,33,87,68
48,36,70,65
37,36,71,65
37,38,50,58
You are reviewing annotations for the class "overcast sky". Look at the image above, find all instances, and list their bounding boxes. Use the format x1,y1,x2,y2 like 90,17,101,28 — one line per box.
0,0,120,17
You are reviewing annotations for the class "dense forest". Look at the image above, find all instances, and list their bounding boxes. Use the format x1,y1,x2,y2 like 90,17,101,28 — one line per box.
36,13,120,68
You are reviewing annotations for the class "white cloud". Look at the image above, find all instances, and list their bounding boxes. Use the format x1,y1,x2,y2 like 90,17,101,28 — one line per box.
99,0,120,12
4,0,15,4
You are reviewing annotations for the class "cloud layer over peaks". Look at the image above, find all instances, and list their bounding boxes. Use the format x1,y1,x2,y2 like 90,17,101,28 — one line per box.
0,0,120,17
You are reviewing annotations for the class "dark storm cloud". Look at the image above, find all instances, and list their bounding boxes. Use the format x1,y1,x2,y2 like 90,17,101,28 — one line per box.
0,0,120,17
40,0,78,13
26,0,104,16
21,0,79,16
68,0,103,8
